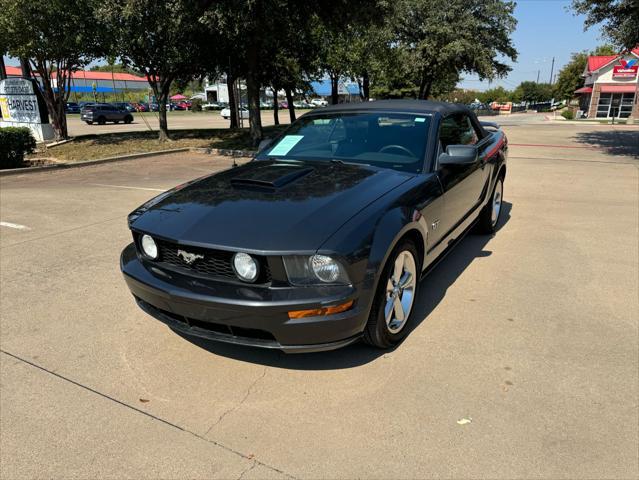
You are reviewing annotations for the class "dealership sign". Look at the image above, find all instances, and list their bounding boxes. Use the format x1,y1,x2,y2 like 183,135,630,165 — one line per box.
612,58,638,78
0,78,54,142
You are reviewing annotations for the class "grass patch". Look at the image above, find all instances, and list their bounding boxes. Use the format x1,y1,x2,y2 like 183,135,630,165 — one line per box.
35,126,288,162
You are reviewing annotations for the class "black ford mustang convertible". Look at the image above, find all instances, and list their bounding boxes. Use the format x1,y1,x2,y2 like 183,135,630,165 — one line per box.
121,100,507,352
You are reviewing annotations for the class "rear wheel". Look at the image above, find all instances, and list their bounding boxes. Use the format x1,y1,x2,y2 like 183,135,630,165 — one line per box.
124,116,133,124
476,176,504,234
363,240,420,349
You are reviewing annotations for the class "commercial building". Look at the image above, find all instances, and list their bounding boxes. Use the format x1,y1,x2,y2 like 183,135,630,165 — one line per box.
5,66,149,95
574,46,638,120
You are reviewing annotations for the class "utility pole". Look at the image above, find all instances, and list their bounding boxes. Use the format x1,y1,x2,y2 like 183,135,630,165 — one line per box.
0,56,6,80
536,70,540,83
549,57,555,84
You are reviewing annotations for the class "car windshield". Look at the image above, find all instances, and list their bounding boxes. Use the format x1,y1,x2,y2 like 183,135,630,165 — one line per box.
256,112,431,173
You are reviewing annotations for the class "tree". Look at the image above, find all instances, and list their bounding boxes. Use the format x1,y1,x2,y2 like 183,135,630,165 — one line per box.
553,45,616,101
0,0,103,140
99,0,216,141
572,0,639,49
512,81,553,103
477,86,512,104
394,0,517,99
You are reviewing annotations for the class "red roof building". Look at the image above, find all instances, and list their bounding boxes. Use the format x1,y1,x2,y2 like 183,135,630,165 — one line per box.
5,65,149,94
575,46,639,120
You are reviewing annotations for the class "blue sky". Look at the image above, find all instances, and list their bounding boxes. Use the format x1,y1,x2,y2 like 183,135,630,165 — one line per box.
459,0,606,91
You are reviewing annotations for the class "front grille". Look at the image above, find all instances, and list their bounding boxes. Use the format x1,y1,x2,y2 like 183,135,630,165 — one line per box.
138,299,277,343
151,238,271,283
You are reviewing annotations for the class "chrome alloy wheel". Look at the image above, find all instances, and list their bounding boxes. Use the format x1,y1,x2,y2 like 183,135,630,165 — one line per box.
384,250,417,334
491,180,503,227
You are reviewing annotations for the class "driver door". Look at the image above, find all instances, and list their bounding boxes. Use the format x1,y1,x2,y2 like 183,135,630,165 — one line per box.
436,113,490,237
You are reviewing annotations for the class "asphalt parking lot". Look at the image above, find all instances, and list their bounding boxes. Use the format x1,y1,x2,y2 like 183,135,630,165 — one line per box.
1,122,638,478
66,109,309,136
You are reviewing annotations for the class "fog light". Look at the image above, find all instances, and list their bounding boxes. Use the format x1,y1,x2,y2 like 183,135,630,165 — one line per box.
233,252,258,282
140,234,158,259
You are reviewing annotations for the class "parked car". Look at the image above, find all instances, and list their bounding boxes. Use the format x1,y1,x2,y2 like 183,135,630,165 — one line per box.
220,107,249,119
131,102,148,112
111,102,136,113
121,100,507,352
171,103,186,111
310,98,328,107
80,103,134,125
65,102,81,113
176,101,191,110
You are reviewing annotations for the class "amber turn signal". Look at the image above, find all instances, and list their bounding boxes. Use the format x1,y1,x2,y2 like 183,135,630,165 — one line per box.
288,300,354,319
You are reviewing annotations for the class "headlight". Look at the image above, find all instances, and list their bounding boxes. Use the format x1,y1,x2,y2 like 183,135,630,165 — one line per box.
233,252,258,282
283,255,350,285
140,234,158,259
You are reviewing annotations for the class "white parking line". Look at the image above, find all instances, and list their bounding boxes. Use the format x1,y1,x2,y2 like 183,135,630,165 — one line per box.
0,221,31,230
90,184,166,192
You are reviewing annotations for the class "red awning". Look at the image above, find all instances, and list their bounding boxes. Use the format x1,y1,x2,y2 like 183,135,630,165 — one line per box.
574,86,593,94
600,85,637,93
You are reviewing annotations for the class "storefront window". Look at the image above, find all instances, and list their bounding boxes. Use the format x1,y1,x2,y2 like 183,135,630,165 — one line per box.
596,92,636,118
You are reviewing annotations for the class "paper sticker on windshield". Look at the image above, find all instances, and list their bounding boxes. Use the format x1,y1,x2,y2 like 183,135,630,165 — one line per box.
415,117,426,122
268,135,303,156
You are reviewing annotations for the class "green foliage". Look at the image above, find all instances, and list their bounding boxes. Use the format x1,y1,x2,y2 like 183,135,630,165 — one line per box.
90,63,141,76
512,81,553,103
393,0,517,99
0,0,105,139
190,98,203,112
477,86,512,103
553,45,617,101
98,0,215,141
572,0,639,49
561,109,575,120
0,127,37,169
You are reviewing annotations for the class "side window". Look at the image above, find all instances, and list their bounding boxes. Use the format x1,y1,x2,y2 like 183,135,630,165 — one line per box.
439,114,479,149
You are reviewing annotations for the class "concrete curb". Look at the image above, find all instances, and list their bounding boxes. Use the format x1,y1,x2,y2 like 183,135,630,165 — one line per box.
0,147,255,177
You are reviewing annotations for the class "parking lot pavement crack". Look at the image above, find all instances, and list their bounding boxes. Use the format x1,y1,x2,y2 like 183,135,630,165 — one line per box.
0,350,297,480
205,367,268,436
237,460,258,480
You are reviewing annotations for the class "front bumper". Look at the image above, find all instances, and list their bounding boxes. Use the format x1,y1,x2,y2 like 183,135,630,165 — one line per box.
120,243,371,353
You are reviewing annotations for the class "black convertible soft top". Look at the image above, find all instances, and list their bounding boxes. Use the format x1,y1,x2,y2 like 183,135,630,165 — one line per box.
320,99,470,116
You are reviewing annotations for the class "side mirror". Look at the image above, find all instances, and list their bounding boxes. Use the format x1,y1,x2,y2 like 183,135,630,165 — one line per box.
258,137,273,151
438,145,478,166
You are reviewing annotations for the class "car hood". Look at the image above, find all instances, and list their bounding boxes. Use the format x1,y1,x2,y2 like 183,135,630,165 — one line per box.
129,159,413,252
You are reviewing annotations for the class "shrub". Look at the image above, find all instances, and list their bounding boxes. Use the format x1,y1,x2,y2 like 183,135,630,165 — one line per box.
561,109,574,120
190,98,203,112
0,127,37,169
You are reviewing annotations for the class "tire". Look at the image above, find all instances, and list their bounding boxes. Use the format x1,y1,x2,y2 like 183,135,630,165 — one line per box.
97,116,106,125
85,121,93,125
114,120,119,124
124,116,133,124
363,240,421,349
475,175,504,234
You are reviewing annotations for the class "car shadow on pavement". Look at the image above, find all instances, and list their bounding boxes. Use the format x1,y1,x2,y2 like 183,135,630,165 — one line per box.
573,129,639,159
179,201,512,370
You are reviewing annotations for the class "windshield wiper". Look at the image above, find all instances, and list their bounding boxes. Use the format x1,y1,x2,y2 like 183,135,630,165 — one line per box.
329,158,370,167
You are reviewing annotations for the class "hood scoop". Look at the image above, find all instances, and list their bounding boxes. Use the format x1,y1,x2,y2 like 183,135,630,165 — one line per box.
230,164,314,189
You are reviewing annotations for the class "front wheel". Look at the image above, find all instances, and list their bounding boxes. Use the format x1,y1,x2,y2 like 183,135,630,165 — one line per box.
363,240,420,349
475,176,504,234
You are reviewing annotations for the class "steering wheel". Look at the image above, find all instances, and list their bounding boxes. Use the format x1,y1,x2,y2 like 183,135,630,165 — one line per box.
378,144,416,158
